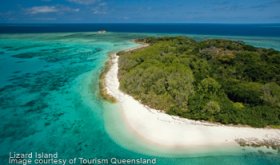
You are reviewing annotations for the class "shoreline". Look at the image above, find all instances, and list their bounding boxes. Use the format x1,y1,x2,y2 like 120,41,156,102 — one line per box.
102,44,280,155
99,43,149,103
99,53,117,102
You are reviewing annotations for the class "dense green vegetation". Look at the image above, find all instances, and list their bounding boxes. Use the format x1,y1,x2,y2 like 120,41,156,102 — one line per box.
118,37,280,128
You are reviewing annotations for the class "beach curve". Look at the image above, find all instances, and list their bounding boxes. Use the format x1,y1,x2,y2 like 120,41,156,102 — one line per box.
103,44,280,156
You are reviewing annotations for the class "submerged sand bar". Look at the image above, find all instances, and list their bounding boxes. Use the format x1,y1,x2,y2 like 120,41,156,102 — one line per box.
104,45,280,154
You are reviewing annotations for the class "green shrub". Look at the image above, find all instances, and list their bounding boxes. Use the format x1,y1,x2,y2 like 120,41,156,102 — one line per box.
262,82,280,107
118,36,280,127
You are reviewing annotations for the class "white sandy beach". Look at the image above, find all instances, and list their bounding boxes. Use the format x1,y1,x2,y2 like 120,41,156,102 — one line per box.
104,46,280,153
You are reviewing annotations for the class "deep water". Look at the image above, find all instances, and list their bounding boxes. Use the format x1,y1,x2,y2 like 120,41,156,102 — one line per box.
1,24,280,37
0,32,280,165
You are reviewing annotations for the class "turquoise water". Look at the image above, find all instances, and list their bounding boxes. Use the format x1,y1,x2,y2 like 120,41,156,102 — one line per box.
0,33,279,165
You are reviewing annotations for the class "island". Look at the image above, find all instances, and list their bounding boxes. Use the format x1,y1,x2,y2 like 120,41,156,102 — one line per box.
101,37,280,153
118,37,280,128
97,30,107,34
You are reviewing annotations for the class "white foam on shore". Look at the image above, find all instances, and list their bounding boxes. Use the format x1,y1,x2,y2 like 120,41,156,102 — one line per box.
103,47,280,157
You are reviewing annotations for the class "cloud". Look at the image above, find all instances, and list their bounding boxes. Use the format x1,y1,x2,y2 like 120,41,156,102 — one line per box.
209,0,280,12
68,0,98,5
92,2,107,15
26,6,80,15
62,6,80,13
26,6,58,14
249,0,280,10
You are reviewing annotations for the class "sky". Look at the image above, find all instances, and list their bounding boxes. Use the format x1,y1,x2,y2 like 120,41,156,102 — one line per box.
0,0,279,23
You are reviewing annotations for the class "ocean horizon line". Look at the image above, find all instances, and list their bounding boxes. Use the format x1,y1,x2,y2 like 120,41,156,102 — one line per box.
1,23,280,25
1,23,280,37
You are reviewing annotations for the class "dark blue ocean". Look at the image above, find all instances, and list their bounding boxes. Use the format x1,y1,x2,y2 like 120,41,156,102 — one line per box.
1,23,280,37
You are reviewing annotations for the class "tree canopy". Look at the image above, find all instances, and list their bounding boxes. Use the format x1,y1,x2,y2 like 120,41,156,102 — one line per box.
118,37,280,128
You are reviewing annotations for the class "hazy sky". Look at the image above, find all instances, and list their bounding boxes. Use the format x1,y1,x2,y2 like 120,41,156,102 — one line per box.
0,0,279,23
